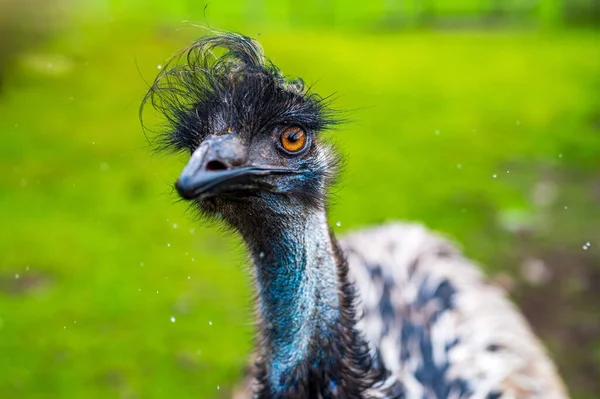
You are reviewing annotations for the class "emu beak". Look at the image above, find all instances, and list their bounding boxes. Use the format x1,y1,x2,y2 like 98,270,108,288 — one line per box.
175,136,294,200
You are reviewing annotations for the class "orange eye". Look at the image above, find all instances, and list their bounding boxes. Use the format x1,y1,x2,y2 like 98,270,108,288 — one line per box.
280,127,307,153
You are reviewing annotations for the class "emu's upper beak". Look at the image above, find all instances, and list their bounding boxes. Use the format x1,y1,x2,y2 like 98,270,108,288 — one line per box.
175,135,293,200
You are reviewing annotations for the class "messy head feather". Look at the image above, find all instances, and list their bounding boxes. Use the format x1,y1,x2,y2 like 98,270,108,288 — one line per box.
140,31,339,154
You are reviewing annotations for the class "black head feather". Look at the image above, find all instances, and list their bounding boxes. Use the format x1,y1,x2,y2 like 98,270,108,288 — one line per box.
140,31,339,154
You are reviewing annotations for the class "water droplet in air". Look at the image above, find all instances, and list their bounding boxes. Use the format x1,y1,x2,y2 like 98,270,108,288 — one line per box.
336,221,342,227
167,243,171,247
173,223,178,229
140,262,144,267
170,316,176,323
208,321,213,326
189,228,195,234
456,164,462,169
558,153,563,159
26,266,29,271
259,252,264,258
434,130,440,135
15,274,19,279
493,174,497,178
156,290,159,294
157,65,162,69
583,242,591,251
217,386,220,390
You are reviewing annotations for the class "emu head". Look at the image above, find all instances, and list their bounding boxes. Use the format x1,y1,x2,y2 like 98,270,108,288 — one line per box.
142,33,339,228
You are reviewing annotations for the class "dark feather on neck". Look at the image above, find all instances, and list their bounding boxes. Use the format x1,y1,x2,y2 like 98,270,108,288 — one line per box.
250,221,395,398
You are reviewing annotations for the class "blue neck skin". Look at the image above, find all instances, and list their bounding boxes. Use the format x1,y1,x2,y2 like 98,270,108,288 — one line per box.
244,206,340,391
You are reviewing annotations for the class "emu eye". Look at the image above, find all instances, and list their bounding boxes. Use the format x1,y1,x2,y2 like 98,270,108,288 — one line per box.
280,127,307,153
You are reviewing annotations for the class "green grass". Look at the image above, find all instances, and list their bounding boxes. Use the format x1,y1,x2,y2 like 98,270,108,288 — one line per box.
0,20,599,399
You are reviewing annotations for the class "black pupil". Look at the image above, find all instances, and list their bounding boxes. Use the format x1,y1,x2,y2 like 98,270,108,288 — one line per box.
287,130,301,143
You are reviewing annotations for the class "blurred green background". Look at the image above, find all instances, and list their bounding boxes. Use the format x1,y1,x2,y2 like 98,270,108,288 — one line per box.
0,0,598,398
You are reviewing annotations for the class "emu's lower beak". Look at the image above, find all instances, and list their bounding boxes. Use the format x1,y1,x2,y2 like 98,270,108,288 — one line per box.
175,141,294,200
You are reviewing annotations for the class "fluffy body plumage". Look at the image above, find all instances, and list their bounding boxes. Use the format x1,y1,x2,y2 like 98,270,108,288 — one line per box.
343,224,567,399
142,32,567,399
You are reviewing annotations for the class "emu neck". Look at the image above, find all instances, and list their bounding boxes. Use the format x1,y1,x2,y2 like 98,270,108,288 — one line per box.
242,205,340,391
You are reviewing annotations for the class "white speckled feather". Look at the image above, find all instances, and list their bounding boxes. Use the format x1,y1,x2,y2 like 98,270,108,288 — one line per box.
341,223,568,399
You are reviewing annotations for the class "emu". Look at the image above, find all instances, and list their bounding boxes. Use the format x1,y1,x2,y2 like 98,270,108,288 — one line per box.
142,32,568,399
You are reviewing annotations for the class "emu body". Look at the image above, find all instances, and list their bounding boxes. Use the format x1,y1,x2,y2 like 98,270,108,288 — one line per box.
142,32,568,399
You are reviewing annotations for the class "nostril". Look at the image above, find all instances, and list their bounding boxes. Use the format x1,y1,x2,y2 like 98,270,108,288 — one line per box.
205,160,228,171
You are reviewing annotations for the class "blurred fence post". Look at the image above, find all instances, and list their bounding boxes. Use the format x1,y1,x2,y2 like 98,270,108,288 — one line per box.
487,0,505,20
415,0,434,26
538,0,564,28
